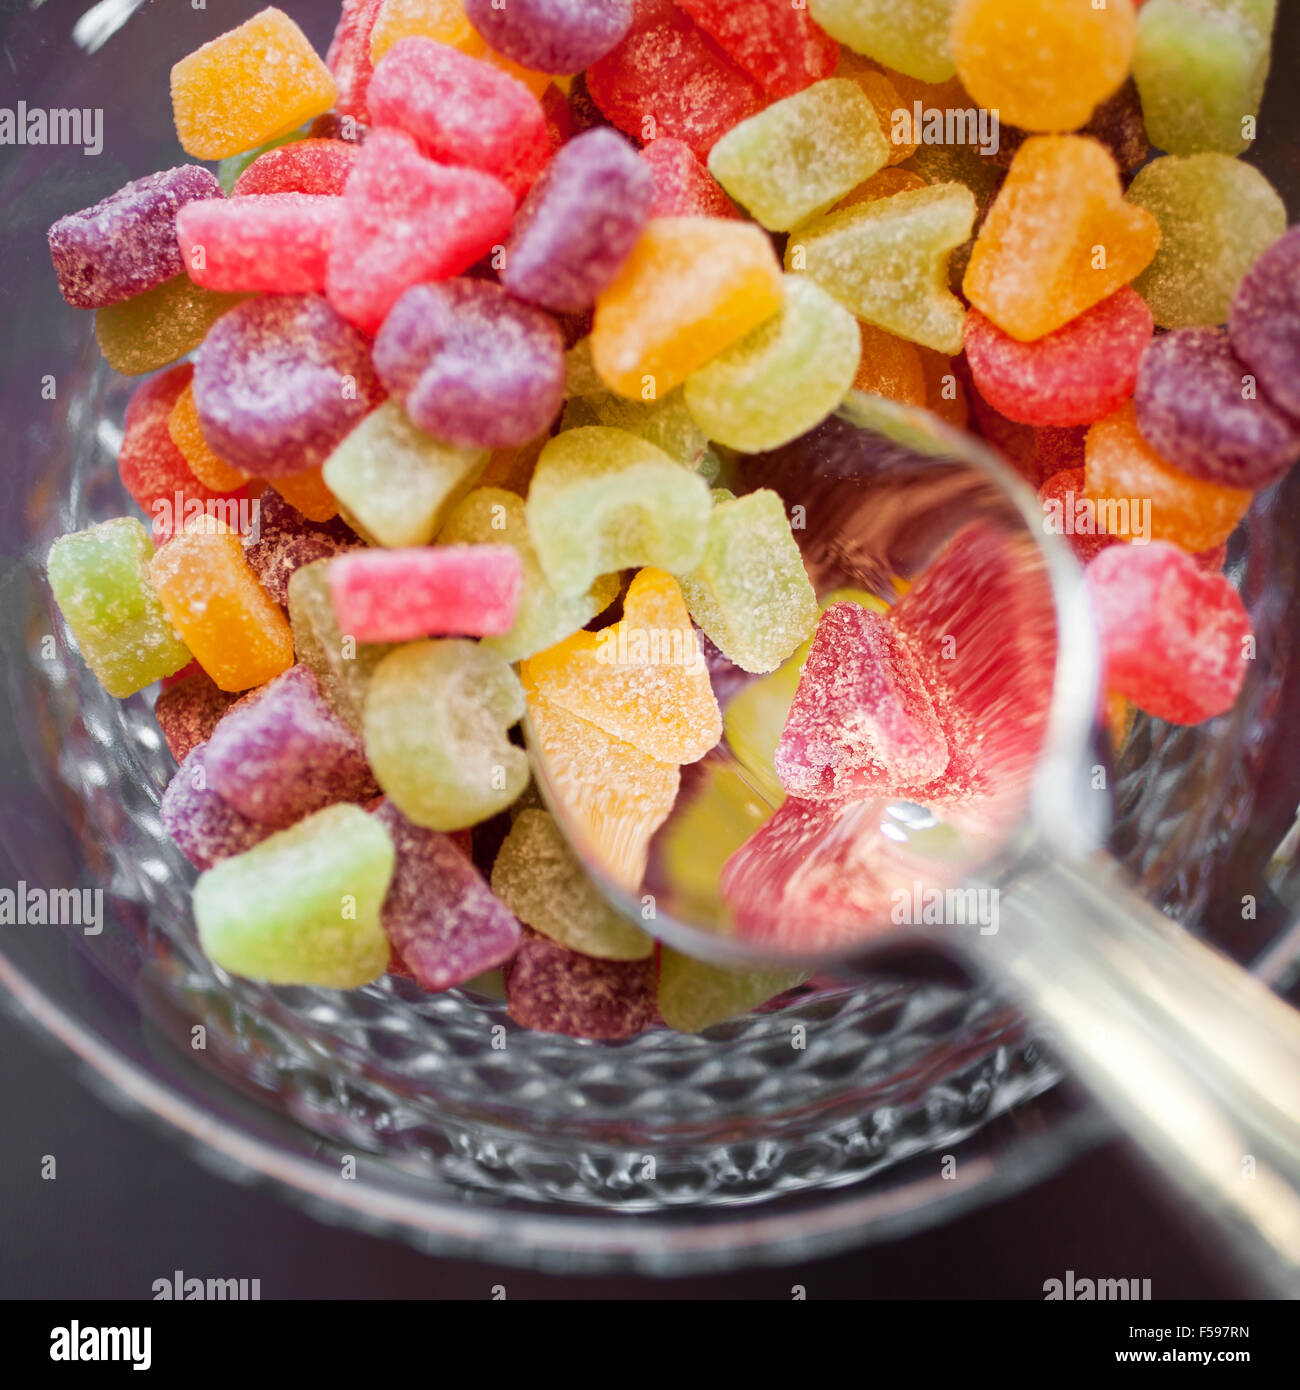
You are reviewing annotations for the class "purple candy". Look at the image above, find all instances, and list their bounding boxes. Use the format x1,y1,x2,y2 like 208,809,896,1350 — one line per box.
242,488,363,606
204,664,377,828
47,165,223,309
1229,226,1300,422
192,294,383,476
463,0,633,75
374,801,521,992
153,670,240,763
373,280,565,448
1134,327,1300,490
160,744,270,870
503,927,657,1039
500,128,654,313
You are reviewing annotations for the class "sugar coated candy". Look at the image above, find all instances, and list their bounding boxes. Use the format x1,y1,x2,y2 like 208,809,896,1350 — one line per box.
674,0,839,98
1085,402,1252,552
194,804,394,988
853,323,926,406
492,809,653,960
679,489,818,674
640,137,739,218
500,128,654,313
150,517,295,691
153,668,239,762
964,136,1161,344
374,800,521,991
161,744,272,870
682,275,860,451
707,79,889,232
789,184,975,354
168,383,248,493
193,294,383,477
176,193,340,295
48,165,222,309
1128,154,1287,330
963,288,1153,428
590,217,784,398
1039,468,1116,566
657,947,806,1033
240,488,361,606
585,0,767,160
522,567,721,764
373,280,565,448
269,470,343,525
366,38,550,200
1229,227,1300,420
524,427,712,597
809,0,958,83
1085,541,1251,725
325,128,515,336
95,275,245,377
1134,0,1276,156
830,54,917,169
326,0,385,121
464,0,633,74
328,545,522,643
170,8,337,160
503,927,657,1039
1134,327,1300,491
370,0,555,95
47,518,192,698
951,0,1136,133
775,603,949,801
363,639,528,830
438,487,620,662
230,139,360,196
322,399,489,547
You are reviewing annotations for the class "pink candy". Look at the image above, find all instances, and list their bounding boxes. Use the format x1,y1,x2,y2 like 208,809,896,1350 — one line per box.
328,546,523,643
176,194,341,294
230,139,361,196
503,927,657,1039
640,137,740,218
325,0,385,122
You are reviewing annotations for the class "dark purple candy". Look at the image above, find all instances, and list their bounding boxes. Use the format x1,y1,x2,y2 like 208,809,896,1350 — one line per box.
1134,327,1300,490
464,0,633,75
153,670,240,763
204,664,376,829
373,280,565,448
47,164,223,308
192,294,383,476
501,127,654,313
1229,226,1300,422
502,927,657,1039
242,488,363,606
160,744,269,870
374,801,521,992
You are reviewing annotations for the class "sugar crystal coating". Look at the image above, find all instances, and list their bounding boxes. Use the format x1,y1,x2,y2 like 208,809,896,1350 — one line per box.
241,488,362,606
369,0,555,95
153,669,240,762
640,137,739,218
464,0,633,75
168,383,249,493
95,275,246,377
177,193,341,295
161,743,272,870
326,0,385,121
1039,468,1117,565
657,946,807,1033
675,0,839,98
503,927,657,1039
1229,226,1300,420
231,139,361,196
809,0,958,83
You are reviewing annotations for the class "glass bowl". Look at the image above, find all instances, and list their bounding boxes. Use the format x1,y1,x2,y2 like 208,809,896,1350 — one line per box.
2,0,1299,1273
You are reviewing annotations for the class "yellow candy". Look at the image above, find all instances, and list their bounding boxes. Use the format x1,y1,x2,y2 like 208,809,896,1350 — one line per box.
521,568,722,766
591,218,785,400
168,384,248,493
964,136,1161,343
834,51,917,165
951,0,1137,133
150,517,294,691
370,0,554,96
171,8,336,160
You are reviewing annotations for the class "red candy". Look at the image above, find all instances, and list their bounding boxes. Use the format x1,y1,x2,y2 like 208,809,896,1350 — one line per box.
968,381,1087,488
153,669,240,762
325,129,515,335
1038,467,1118,565
366,38,551,201
503,927,657,1039
325,0,385,122
964,288,1153,429
327,546,523,643
1085,541,1251,725
231,139,361,196
587,0,767,160
176,194,340,294
674,0,838,98
640,136,740,218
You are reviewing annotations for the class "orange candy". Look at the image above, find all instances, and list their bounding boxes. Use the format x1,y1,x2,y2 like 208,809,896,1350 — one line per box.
852,322,926,405
1084,402,1252,554
834,166,927,214
171,8,337,160
833,51,916,165
964,136,1160,343
270,470,341,524
150,517,294,691
168,384,249,493
917,347,970,430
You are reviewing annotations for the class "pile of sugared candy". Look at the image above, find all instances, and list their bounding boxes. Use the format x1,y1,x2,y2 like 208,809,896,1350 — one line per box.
44,0,1295,1036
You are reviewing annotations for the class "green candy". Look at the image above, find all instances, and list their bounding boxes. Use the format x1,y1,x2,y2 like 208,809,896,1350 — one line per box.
438,487,619,663
658,947,808,1034
1127,153,1286,328
525,426,712,598
364,640,528,831
683,276,861,453
787,184,975,354
321,401,489,548
680,489,818,674
809,0,958,83
1134,0,1276,156
707,79,889,232
287,558,393,732
194,805,394,988
491,809,654,961
47,518,191,697
94,275,246,376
